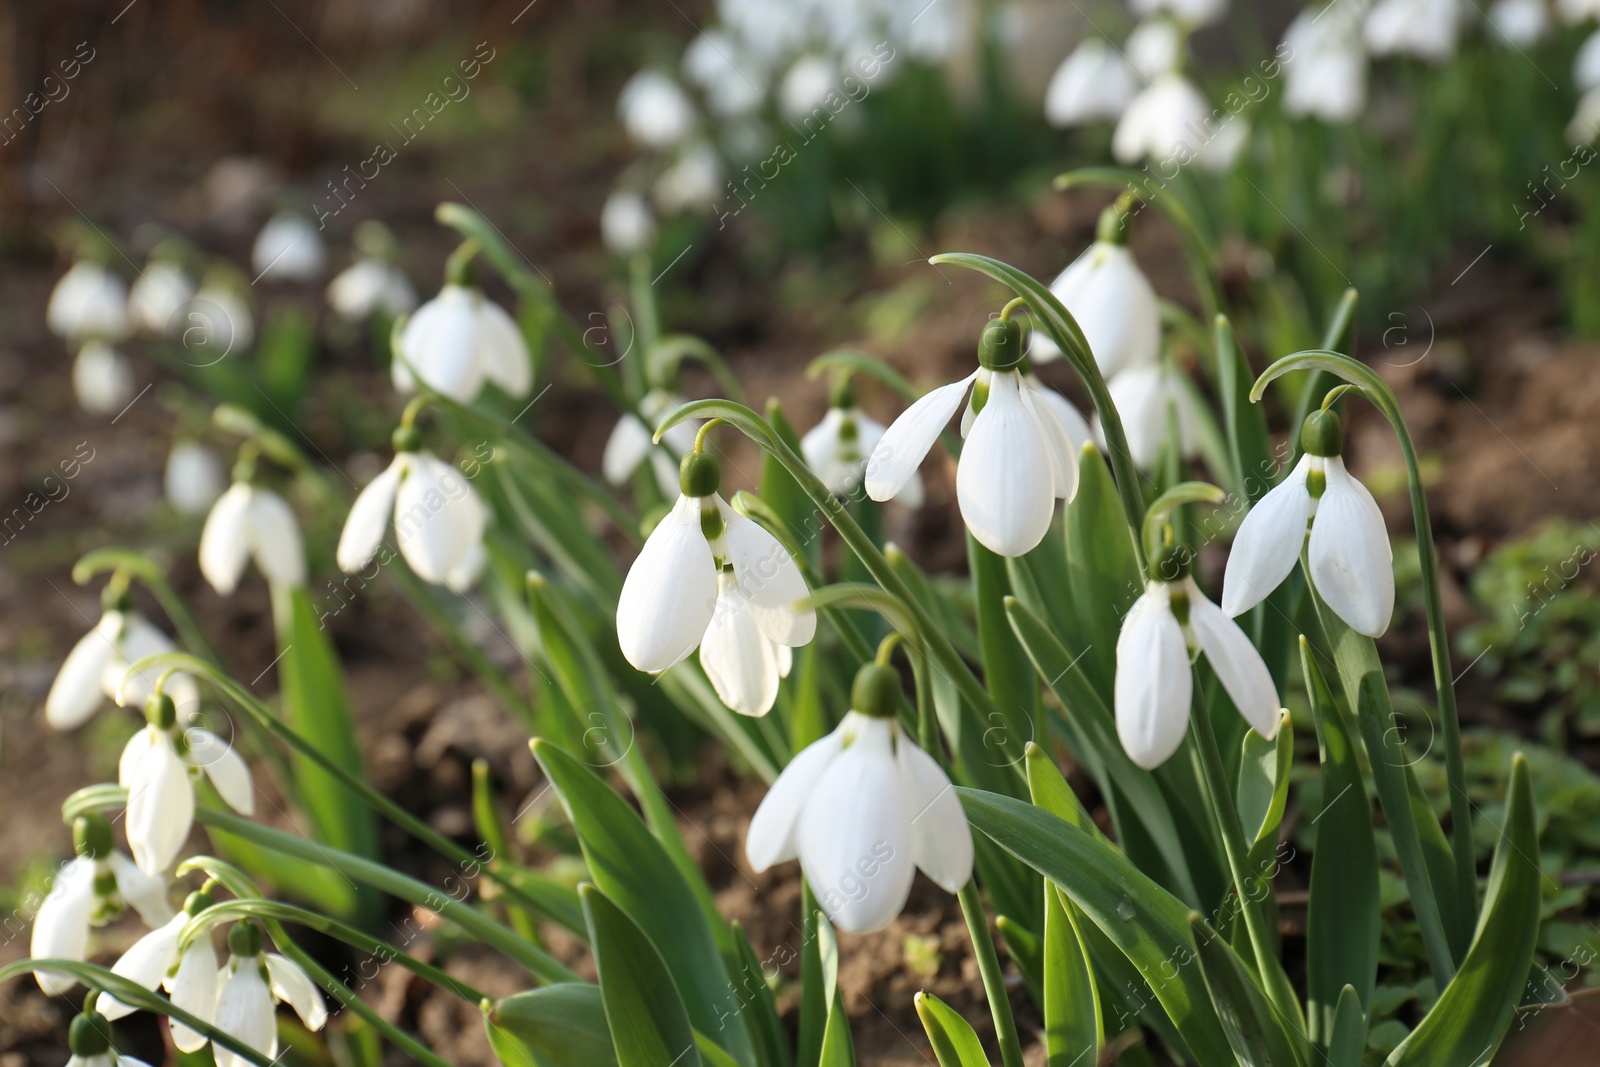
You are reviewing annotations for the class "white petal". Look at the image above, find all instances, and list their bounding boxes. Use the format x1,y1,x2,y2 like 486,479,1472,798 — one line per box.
199,484,254,595
119,728,156,789
266,953,328,1030
110,615,184,712
393,453,472,583
476,297,533,397
107,852,174,926
398,287,485,402
649,449,681,499
700,578,783,716
720,504,816,645
168,940,218,1052
797,717,916,933
1309,457,1395,637
1103,365,1170,471
46,614,120,729
1187,584,1281,739
212,962,278,1067
801,409,859,496
1027,377,1093,461
746,721,849,871
957,372,1056,557
444,534,488,593
116,1056,157,1067
184,728,255,816
337,458,403,572
1115,586,1193,769
31,858,97,995
125,731,194,877
897,737,973,892
1048,243,1161,377
104,914,186,1019
865,373,975,501
1020,378,1079,501
602,414,655,486
245,488,306,588
616,495,719,672
1222,454,1315,617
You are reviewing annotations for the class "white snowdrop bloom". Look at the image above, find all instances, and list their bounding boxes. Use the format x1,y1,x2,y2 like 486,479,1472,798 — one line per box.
803,402,924,507
1101,363,1200,470
250,212,325,283
1222,410,1395,637
101,888,219,1042
48,260,130,344
1196,114,1250,173
32,815,174,995
683,31,766,117
1112,73,1216,166
746,662,973,932
209,922,327,1067
779,55,839,120
395,283,531,402
866,318,1082,557
61,1008,157,1067
166,440,226,516
602,390,699,498
183,284,255,359
1365,0,1461,59
700,571,796,715
1559,0,1600,23
120,691,254,877
601,190,657,256
653,143,724,213
721,0,809,67
1115,553,1281,769
1487,0,1551,42
129,261,196,337
619,69,697,150
47,601,201,730
1030,218,1160,375
1575,30,1600,91
1283,4,1368,124
1126,19,1183,80
199,482,307,595
72,342,135,416
1132,0,1227,26
893,0,966,60
616,450,816,679
1045,39,1136,127
1569,86,1600,142
338,444,490,590
326,258,416,320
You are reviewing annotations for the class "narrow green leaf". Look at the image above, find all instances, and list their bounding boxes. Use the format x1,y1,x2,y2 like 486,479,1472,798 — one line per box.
796,883,827,1067
1187,914,1309,1067
1063,443,1142,699
995,914,1043,1005
1214,315,1273,507
817,912,856,1067
732,921,792,1067
1326,986,1366,1067
1385,754,1542,1066
1235,715,1292,850
488,984,619,1067
582,884,703,1067
969,535,1036,771
915,992,993,1067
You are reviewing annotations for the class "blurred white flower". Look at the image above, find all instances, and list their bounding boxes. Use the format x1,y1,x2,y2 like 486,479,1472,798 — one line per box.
1031,237,1160,376
654,143,725,213
182,283,254,359
1365,0,1461,59
326,258,416,320
684,31,767,117
207,922,326,1067
1126,19,1183,79
48,261,129,344
1487,0,1551,43
1568,85,1600,142
166,440,227,516
128,261,196,337
1557,0,1600,24
1112,74,1215,166
102,889,218,1041
779,54,839,120
251,212,326,283
72,341,134,416
395,284,531,402
603,390,698,497
619,70,697,150
199,482,307,594
46,604,200,731
1131,0,1227,25
1044,39,1136,127
1100,363,1201,470
601,190,658,256
803,403,924,505
1283,4,1369,123
1576,29,1600,91
339,448,490,592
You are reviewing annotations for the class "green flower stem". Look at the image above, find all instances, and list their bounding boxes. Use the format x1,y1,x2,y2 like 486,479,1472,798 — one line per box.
1286,289,1360,471
1188,697,1303,1031
196,807,576,983
128,650,580,943
280,937,456,1067
71,548,222,666
957,879,1027,1067
627,253,660,392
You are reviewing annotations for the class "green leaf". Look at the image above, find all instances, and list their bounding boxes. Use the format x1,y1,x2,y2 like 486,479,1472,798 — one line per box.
1187,914,1309,1067
1326,986,1367,1067
488,984,619,1067
995,914,1043,1006
1384,753,1542,1066
761,399,819,570
1301,641,1379,1049
582,884,703,1067
1063,443,1141,699
731,921,792,1067
817,911,856,1067
915,992,993,1067
957,788,1235,1066
1214,315,1273,507
1235,715,1292,850
533,741,754,1064
969,535,1036,779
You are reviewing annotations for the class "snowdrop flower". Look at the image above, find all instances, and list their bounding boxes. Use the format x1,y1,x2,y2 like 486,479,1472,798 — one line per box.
619,70,697,150
1131,0,1228,27
867,317,1082,556
338,433,490,592
394,250,532,402
1030,207,1160,375
1116,544,1280,768
120,691,254,877
251,212,325,283
183,281,255,359
654,143,724,212
1044,39,1136,127
199,481,307,595
1222,409,1394,637
701,572,795,715
1568,86,1600,143
683,31,766,117
779,54,839,120
601,190,657,256
166,440,226,516
48,260,130,344
1487,0,1551,43
32,815,173,995
1559,0,1600,23
129,260,196,337
60,1008,156,1067
1575,30,1600,91
803,385,924,506
746,660,973,932
603,390,699,498
1102,363,1200,470
72,341,135,416
209,921,327,1067
102,887,219,1046
1365,0,1461,59
1126,19,1183,80
327,258,416,320
1112,74,1221,167
46,593,200,730
1283,4,1368,123
616,447,816,680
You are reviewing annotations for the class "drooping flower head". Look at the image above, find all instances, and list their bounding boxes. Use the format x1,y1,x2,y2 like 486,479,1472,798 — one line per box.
251,211,326,284
326,220,416,321
601,189,658,256
61,1008,156,1067
865,313,1087,557
746,657,973,932
201,920,327,1067
1282,2,1369,124
166,440,226,516
1031,204,1161,377
47,583,201,731
1364,0,1462,59
48,259,129,345
199,471,307,597
72,341,135,416
802,375,923,507
618,69,697,150
129,256,197,338
1222,407,1395,637
1044,38,1136,128
394,242,532,403
603,390,701,499
102,885,221,1050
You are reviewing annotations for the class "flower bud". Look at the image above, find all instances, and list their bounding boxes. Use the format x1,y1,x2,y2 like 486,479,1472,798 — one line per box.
73,813,114,861
392,424,423,453
1300,408,1344,458
184,889,215,916
679,450,721,498
851,662,902,719
1147,539,1192,583
145,690,177,730
69,1011,113,1056
828,375,856,410
229,919,264,958
101,584,133,614
978,317,1024,371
